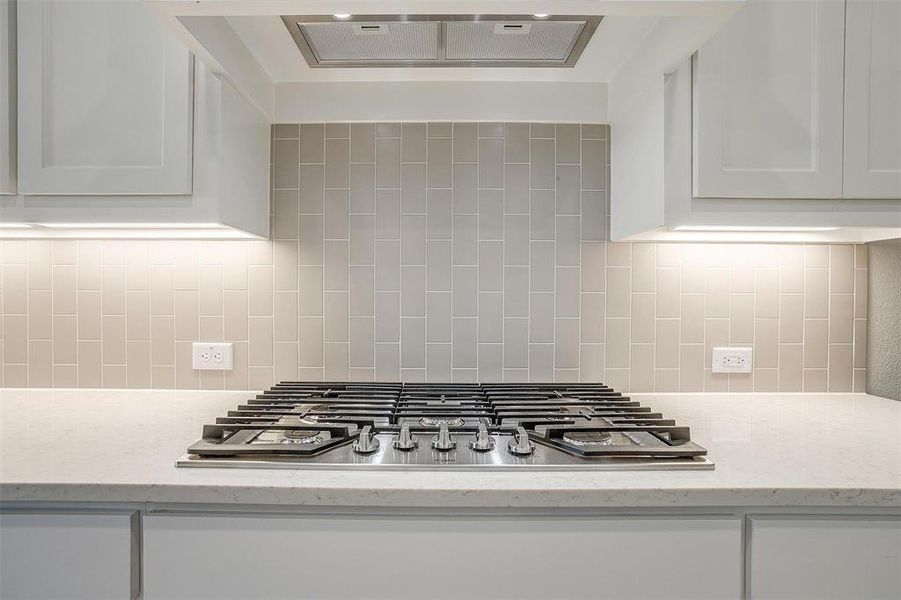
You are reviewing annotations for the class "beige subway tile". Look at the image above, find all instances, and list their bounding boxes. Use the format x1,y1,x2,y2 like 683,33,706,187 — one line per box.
655,268,680,318
606,242,631,266
126,291,151,340
604,368,629,392
804,245,828,268
222,243,249,290
631,244,655,292
679,344,704,391
828,344,853,392
630,293,655,343
248,265,273,316
803,319,828,368
77,340,102,387
150,265,175,315
274,291,299,342
175,341,199,389
854,269,867,318
173,242,199,290
853,319,867,369
102,365,127,389
3,315,28,363
53,365,77,387
151,316,175,365
581,242,606,292
27,341,51,386
27,290,52,340
729,373,753,392
101,316,126,364
2,240,28,264
3,364,27,387
755,269,779,318
198,316,224,342
778,246,804,294
803,368,827,392
681,247,706,293
755,245,782,268
705,269,729,318
52,315,77,364
52,265,76,314
605,318,630,368
729,260,754,294
656,244,681,267
655,319,679,368
77,291,101,340
580,293,605,343
680,294,705,343
76,241,102,289
52,240,76,265
704,370,728,392
754,318,779,369
629,344,654,392
274,342,300,382
655,369,680,392
729,294,754,344
778,344,802,391
248,316,274,366
224,291,249,341
126,243,151,290
579,344,604,382
828,294,853,343
854,244,868,268
173,290,199,341
829,245,854,293
273,242,298,291
3,265,27,313
100,265,126,315
248,366,275,390
324,342,349,379
126,341,152,389
853,368,866,392
779,295,803,342
605,267,630,317
200,370,224,390
223,342,249,390
27,242,52,290
753,368,778,392
704,318,729,365
198,265,224,317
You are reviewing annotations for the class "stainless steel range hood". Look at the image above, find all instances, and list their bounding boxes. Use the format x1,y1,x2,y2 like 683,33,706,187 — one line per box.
280,15,602,68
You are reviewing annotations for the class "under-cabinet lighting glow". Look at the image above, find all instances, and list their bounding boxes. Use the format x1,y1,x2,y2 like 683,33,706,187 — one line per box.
533,14,550,18
333,13,352,19
0,222,32,228
0,222,260,239
672,225,840,233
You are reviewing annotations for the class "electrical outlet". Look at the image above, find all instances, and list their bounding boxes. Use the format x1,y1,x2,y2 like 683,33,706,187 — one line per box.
192,342,234,370
712,347,752,373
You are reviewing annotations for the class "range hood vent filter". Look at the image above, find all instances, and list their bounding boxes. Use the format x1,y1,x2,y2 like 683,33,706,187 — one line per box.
445,20,586,62
282,15,602,68
298,21,439,62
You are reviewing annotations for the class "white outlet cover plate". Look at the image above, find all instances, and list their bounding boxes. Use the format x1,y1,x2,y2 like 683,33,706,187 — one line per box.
192,342,234,370
712,347,753,373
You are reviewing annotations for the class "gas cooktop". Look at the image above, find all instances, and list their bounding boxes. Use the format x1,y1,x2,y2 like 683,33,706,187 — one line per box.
177,382,713,471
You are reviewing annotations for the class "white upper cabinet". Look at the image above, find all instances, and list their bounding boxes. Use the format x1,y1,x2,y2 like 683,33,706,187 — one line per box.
843,0,901,198
17,0,193,195
693,0,845,198
0,0,15,195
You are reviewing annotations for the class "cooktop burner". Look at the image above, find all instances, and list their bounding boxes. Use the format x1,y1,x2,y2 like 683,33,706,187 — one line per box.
178,382,712,471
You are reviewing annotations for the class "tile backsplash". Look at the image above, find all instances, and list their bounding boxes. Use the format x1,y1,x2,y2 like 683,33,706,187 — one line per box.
0,123,867,392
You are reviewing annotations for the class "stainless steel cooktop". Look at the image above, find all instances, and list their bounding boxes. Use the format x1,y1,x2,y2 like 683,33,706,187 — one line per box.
177,382,713,471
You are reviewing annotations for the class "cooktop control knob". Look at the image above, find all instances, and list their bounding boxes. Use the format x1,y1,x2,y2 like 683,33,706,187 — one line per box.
469,422,495,452
392,422,417,451
431,422,457,451
353,425,380,454
507,426,535,456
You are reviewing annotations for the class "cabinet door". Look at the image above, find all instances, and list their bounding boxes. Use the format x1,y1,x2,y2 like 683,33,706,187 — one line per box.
693,0,845,198
843,0,901,198
145,514,742,599
0,0,14,195
0,511,137,599
749,517,901,599
17,0,193,195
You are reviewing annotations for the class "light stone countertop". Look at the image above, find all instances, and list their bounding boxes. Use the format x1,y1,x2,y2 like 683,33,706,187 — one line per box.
1,389,899,509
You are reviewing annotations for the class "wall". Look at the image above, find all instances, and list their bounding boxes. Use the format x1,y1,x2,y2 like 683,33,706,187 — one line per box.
867,238,901,400
0,122,868,392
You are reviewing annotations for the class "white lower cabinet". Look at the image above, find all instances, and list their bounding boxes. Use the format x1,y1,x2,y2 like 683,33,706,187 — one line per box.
748,517,901,599
0,511,137,599
143,514,742,599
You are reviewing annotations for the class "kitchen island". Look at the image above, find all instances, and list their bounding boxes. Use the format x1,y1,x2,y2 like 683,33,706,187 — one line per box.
2,389,899,599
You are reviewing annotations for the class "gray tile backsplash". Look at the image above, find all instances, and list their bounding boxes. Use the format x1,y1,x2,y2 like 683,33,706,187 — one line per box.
0,123,868,391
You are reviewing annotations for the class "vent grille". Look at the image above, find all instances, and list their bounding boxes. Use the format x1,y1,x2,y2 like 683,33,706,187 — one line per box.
299,21,439,62
281,15,602,68
445,21,586,62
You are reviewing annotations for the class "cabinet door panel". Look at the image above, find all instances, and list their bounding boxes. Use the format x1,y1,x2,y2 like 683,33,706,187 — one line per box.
17,0,193,195
0,511,136,599
693,0,844,198
145,514,742,599
843,0,901,198
749,517,901,599
0,0,14,195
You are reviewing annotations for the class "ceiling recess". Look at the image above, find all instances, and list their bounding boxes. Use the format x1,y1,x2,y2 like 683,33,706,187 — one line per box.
281,15,602,68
